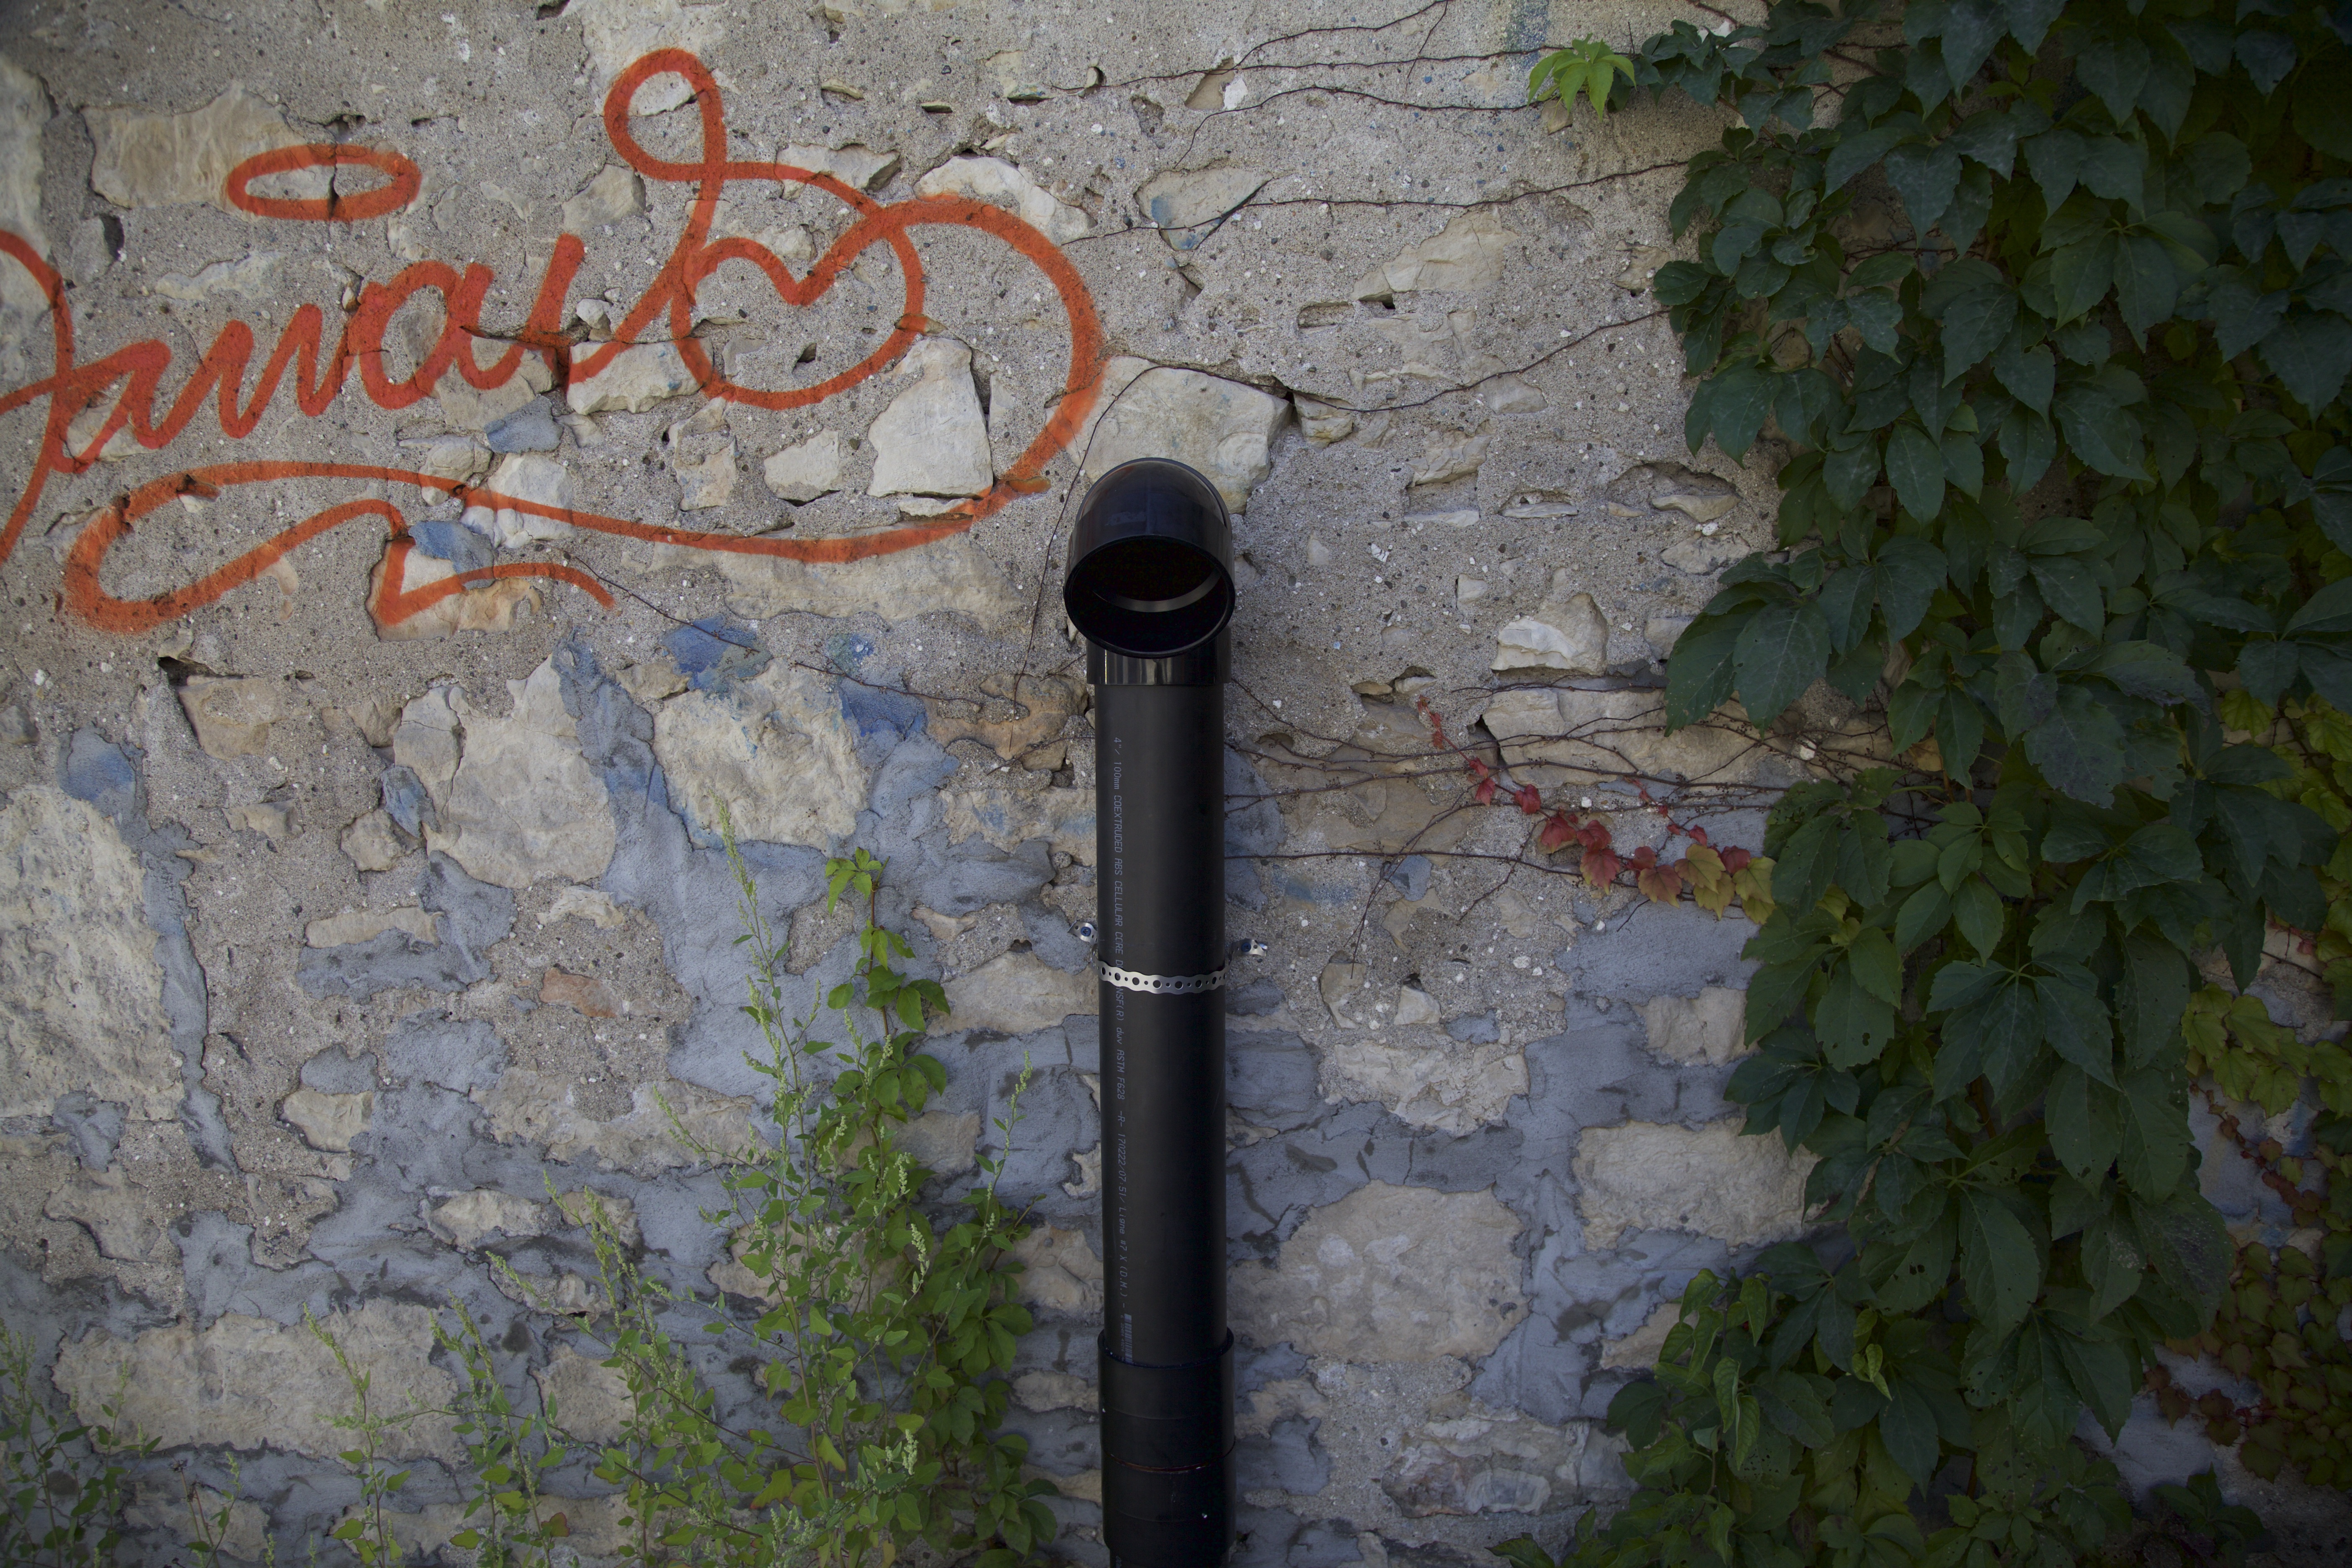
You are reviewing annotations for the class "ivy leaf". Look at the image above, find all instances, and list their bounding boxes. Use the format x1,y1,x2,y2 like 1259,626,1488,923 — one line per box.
1825,437,1883,511
2294,79,2352,160
1884,141,1963,236
2079,137,2145,208
1936,284,2018,378
2236,30,2296,95
2133,1187,2231,1314
1690,361,1776,458
1879,1381,1945,1485
2049,235,2117,322
1998,406,2058,489
1848,925,1904,1007
1818,965,1901,1067
1819,565,1878,655
1992,336,2055,413
2285,578,2352,637
1896,882,1955,951
1952,878,2003,956
1847,290,1905,353
2048,1065,2122,1183
1949,107,2022,179
2055,1330,2135,1439
2118,1068,2192,1197
2052,383,2148,480
2002,0,2064,52
2112,235,2182,343
1652,260,1712,306
1885,424,1946,519
1734,598,1833,727
1959,1190,2041,1333
2090,641,2199,705
1825,124,1910,193
2025,685,2129,806
1939,0,2006,87
2029,556,2102,632
2077,36,2150,124
2258,310,2352,413
2025,127,2086,209
1875,536,1947,640
1664,613,1742,729
2037,973,2116,1085
2205,270,2288,359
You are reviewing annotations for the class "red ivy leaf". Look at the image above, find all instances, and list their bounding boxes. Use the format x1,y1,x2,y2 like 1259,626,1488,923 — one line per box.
1537,813,1576,853
1636,861,1684,904
1583,846,1622,889
1514,784,1543,815
1576,819,1612,851
1686,824,1710,846
1474,776,1497,806
1630,845,1659,870
1719,846,1752,874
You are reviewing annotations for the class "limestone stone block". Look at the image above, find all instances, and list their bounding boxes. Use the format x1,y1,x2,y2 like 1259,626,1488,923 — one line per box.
405,661,616,889
474,1069,756,1174
0,787,181,1121
431,1189,550,1251
671,441,738,511
1602,461,1739,524
552,1189,640,1247
940,952,1095,1035
153,251,282,303
1078,358,1290,513
1573,1119,1816,1250
1318,1032,1527,1133
777,142,900,192
941,786,1093,864
703,532,1022,631
1493,578,1609,675
867,338,994,498
535,1346,634,1444
1295,396,1356,444
1013,1369,1098,1413
565,342,699,415
925,672,1086,760
437,354,552,431
760,429,844,502
339,810,410,873
1616,244,1676,292
1479,686,1794,789
897,1108,980,1176
1135,162,1266,237
282,1087,372,1152
574,0,726,115
370,549,545,641
462,453,573,549
652,661,865,849
1411,430,1490,488
43,1169,167,1261
1231,1182,1528,1362
0,58,50,322
1354,210,1519,298
916,155,1088,242
561,164,644,234
85,83,308,210
543,887,630,930
1598,1300,1680,1369
304,906,436,948
1635,986,1750,1066
178,675,284,759
540,968,622,1018
1380,1397,1600,1516
1011,1224,1104,1316
52,1304,462,1461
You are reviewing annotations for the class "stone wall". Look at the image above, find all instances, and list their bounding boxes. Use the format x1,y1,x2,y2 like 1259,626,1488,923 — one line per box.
0,1,2332,1563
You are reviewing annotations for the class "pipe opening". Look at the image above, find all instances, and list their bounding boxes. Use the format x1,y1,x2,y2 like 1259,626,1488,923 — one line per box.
1066,534,1233,658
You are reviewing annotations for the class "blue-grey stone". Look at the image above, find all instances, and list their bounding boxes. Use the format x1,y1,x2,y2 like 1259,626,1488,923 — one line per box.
1231,1506,1364,1567
484,399,560,453
1384,853,1431,902
382,1011,505,1094
1445,1010,1499,1043
1237,1414,1331,1496
49,1093,125,1171
298,1050,377,1094
1229,1030,1320,1131
408,518,496,572
62,727,140,821
662,616,768,691
1227,978,1284,1017
380,764,433,836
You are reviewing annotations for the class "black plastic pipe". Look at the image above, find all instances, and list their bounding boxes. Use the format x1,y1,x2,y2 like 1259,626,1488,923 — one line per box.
1065,459,1237,1567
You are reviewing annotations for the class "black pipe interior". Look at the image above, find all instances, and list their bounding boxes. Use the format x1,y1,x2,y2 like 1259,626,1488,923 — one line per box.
1066,458,1238,1568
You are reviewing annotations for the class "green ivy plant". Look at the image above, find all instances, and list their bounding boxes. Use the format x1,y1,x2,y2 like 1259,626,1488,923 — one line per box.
1505,0,2351,1561
0,1322,151,1568
301,831,1053,1567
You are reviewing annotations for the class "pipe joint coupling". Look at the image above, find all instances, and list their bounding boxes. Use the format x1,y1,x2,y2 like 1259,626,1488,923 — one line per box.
1096,959,1227,996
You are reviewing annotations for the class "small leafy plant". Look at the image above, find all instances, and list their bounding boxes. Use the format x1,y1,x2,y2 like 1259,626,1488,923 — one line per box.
1529,36,1638,121
0,1321,150,1568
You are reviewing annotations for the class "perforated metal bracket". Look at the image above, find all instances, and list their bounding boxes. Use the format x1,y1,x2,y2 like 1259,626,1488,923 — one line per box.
1096,960,1228,995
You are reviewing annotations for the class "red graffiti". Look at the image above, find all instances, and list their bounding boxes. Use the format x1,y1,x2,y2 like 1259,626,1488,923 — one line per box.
0,48,1103,636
